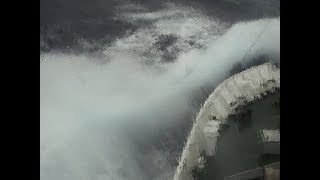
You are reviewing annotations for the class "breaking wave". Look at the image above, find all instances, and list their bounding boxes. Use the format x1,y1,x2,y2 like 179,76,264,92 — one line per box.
40,2,279,180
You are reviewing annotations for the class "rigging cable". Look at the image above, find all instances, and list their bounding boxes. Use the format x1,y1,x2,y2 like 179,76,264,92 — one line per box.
240,19,273,63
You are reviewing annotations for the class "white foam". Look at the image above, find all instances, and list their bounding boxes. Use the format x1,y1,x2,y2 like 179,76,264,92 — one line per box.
40,5,280,179
173,63,280,180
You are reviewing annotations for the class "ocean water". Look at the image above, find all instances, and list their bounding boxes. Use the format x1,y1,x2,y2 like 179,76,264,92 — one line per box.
40,1,280,179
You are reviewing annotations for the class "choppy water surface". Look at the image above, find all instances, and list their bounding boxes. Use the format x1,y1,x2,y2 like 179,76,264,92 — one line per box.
40,1,280,179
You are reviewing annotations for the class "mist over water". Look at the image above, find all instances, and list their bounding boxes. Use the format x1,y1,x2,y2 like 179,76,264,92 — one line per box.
40,1,279,180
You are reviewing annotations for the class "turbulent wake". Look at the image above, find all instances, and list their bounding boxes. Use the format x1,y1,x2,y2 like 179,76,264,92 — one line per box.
40,1,279,180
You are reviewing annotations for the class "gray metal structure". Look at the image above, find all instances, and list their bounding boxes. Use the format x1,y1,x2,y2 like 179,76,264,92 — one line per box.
224,162,280,180
259,129,280,155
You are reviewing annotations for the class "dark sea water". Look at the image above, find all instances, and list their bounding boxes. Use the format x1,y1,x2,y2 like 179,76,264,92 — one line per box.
40,1,280,180
40,0,279,53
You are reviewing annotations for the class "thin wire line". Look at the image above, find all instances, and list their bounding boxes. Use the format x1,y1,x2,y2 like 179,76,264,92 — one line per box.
241,19,273,63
